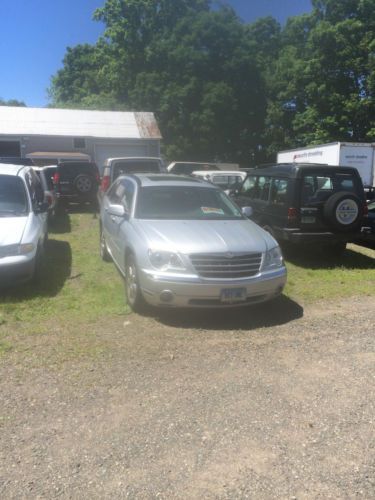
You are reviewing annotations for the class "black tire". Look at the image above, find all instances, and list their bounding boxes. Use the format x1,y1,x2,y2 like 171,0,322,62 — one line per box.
124,254,145,313
100,227,111,262
74,174,94,195
323,192,363,232
32,244,45,284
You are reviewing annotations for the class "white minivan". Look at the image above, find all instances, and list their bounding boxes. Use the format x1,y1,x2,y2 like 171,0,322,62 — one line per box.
0,164,48,286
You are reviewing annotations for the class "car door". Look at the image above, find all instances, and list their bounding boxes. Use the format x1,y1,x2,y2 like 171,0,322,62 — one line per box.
103,179,135,270
24,169,48,246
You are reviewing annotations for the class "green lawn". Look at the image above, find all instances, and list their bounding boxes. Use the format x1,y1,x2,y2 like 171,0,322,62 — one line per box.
0,212,374,329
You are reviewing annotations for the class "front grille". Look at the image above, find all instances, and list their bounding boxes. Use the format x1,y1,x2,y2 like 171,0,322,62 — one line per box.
190,252,262,279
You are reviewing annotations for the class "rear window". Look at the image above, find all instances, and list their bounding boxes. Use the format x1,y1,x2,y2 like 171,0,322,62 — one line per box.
0,175,28,215
113,160,161,180
302,173,358,205
58,162,98,176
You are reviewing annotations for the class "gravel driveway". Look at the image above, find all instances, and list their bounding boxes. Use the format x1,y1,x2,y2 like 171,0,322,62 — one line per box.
0,295,374,499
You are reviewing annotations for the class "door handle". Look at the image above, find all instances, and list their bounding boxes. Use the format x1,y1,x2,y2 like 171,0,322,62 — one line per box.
110,215,116,222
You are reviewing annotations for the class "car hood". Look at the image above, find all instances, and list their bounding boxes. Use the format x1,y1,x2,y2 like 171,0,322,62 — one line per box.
0,216,28,246
133,219,275,254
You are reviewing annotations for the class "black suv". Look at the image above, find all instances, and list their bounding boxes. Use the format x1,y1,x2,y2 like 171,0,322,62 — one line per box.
53,161,100,207
232,163,367,254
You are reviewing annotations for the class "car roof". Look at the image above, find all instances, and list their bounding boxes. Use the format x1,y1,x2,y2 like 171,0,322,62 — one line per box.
192,170,246,176
105,157,162,164
121,173,214,188
0,163,30,176
245,163,361,178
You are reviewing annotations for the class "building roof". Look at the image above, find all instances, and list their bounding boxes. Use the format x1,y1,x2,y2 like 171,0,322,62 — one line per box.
0,107,162,140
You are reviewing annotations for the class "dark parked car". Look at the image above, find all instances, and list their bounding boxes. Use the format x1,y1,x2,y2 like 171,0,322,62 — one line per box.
231,163,368,255
53,161,100,208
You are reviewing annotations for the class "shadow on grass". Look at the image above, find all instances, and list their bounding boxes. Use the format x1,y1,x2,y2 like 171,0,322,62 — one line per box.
285,246,375,270
0,239,72,301
151,295,303,331
49,201,99,234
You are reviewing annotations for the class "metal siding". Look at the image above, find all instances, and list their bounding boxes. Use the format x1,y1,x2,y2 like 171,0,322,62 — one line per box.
0,107,162,139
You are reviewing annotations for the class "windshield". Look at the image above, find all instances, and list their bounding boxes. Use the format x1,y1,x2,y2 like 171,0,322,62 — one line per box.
0,175,28,216
136,186,243,220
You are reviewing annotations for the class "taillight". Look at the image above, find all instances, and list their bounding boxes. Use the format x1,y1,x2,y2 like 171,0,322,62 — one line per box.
53,172,60,185
100,175,110,192
288,207,299,221
46,194,53,206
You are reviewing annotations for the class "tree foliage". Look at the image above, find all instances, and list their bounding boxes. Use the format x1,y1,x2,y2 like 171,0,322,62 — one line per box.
0,98,26,107
49,0,375,163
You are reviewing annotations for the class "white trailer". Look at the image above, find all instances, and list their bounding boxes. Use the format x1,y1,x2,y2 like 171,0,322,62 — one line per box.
277,142,375,187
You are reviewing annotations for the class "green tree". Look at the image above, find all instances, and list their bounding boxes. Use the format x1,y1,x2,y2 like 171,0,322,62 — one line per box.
0,98,26,107
266,0,375,155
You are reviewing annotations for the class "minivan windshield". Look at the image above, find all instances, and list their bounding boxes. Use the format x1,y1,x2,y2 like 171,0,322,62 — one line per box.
0,175,28,216
136,186,243,220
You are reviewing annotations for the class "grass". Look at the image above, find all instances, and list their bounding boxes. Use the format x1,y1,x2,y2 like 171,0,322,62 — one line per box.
0,211,374,357
0,211,127,328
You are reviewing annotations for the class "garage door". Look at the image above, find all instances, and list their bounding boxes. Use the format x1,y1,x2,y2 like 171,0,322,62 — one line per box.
95,144,149,175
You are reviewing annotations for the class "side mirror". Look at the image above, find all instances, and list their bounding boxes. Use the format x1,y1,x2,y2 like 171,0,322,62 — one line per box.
242,206,253,218
107,203,128,218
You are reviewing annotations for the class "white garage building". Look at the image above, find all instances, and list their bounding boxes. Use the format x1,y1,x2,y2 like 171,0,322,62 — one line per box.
0,106,162,173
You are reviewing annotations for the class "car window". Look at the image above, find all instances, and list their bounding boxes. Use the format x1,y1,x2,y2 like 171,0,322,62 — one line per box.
240,175,257,196
256,176,271,201
136,186,243,220
302,173,358,205
0,175,28,215
113,160,161,180
25,170,44,206
108,179,135,212
270,178,289,205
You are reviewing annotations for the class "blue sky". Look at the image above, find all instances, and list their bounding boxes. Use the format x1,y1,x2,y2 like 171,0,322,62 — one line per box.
0,0,312,107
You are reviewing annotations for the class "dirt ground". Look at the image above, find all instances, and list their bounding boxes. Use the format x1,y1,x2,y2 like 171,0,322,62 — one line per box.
0,295,374,499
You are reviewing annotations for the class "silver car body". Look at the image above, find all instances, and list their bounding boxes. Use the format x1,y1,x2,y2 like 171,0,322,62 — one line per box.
101,174,287,308
0,164,48,285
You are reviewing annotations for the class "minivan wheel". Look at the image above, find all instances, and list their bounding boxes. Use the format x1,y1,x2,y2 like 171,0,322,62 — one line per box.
125,254,145,313
100,228,111,262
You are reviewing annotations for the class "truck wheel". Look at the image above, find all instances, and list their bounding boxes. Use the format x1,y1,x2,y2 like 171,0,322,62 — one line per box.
74,174,94,194
323,192,362,232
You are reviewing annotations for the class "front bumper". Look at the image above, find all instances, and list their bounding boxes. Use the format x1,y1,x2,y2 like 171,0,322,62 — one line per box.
0,255,35,287
139,267,287,308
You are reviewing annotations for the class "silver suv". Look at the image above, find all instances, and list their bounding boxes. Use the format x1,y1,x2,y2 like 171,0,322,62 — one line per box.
100,174,287,311
0,164,48,286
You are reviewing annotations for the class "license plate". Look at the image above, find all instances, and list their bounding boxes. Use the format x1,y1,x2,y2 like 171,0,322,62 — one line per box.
301,216,316,223
220,287,247,303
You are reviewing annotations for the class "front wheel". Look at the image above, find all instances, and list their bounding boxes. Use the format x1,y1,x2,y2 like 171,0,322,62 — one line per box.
125,254,145,313
100,227,111,262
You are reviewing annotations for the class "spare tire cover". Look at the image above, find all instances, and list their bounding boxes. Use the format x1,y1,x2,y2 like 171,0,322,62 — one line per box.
323,191,362,231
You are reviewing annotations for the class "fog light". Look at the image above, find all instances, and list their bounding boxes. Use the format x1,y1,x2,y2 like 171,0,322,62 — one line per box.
160,290,174,303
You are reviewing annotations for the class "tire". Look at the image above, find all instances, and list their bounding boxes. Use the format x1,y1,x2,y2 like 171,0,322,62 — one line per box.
125,254,145,313
74,174,94,194
323,192,363,232
32,244,45,284
100,227,111,262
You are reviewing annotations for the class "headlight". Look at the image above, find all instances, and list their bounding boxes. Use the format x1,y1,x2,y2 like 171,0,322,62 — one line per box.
262,246,284,271
148,249,185,271
0,243,35,258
